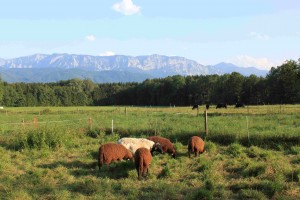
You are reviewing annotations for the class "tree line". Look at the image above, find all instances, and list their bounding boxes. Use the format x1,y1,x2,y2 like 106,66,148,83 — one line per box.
0,59,299,107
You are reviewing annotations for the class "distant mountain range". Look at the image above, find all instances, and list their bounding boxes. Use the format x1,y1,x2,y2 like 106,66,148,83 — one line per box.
0,54,268,83
209,62,268,77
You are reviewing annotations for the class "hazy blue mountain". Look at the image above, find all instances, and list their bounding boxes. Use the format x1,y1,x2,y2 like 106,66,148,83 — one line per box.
0,68,153,83
0,54,269,83
209,62,268,76
0,54,207,75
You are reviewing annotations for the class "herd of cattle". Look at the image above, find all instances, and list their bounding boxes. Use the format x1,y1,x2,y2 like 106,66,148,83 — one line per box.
98,136,205,179
192,102,245,110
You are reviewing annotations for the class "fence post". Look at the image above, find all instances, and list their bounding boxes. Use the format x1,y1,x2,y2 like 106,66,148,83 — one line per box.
197,107,199,117
125,107,127,116
204,110,208,136
33,117,38,128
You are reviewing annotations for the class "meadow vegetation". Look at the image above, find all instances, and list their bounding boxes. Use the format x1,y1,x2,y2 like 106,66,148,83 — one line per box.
0,105,299,199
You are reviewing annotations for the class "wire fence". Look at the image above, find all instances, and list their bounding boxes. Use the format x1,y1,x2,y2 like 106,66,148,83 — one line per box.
0,105,299,138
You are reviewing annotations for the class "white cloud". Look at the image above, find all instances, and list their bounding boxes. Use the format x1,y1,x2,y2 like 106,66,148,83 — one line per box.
249,32,270,40
85,35,96,41
296,32,300,37
99,51,116,56
112,0,141,15
228,55,279,70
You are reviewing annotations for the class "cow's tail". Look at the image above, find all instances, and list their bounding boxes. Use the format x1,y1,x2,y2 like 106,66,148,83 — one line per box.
138,156,143,178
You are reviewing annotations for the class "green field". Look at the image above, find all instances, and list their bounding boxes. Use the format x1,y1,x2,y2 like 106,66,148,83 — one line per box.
0,105,299,199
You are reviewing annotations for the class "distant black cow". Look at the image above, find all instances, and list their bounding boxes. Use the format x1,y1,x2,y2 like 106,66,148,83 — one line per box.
192,104,199,110
205,104,210,110
235,103,245,108
216,103,227,109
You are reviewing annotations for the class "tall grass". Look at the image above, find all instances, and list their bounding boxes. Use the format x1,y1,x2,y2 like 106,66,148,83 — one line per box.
13,128,66,150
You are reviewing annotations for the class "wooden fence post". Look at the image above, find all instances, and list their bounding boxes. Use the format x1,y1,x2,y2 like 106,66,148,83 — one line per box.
33,117,38,128
111,120,114,134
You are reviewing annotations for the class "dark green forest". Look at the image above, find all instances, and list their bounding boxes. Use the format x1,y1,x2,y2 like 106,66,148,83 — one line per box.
0,59,299,107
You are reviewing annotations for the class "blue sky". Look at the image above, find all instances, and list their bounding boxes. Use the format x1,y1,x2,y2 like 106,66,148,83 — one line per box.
0,0,300,69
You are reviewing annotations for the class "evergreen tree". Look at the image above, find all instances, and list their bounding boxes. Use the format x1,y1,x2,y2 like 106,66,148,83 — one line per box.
267,60,300,103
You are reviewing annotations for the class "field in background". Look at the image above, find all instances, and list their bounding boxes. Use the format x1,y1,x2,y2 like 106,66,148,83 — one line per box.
0,105,299,199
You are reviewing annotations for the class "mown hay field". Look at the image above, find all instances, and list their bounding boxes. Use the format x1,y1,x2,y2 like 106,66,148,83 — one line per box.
0,105,299,199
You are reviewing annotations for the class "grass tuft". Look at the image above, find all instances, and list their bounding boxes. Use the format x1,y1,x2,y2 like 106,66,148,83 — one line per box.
158,164,172,178
12,128,66,150
227,143,245,157
242,162,267,177
238,189,268,200
204,141,217,154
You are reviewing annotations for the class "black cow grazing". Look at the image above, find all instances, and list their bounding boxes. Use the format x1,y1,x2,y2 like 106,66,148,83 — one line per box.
235,103,245,108
192,104,199,110
205,104,210,110
216,103,227,109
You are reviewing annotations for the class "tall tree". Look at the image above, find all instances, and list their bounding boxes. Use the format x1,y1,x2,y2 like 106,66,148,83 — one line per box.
267,60,300,103
224,72,245,104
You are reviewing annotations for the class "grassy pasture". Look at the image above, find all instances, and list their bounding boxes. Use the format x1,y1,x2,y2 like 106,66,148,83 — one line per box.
0,105,299,199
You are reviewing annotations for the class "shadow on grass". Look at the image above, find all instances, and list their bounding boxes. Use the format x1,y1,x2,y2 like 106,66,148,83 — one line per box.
229,180,282,199
97,161,135,179
38,159,135,180
206,131,299,150
173,151,189,159
163,131,207,146
90,151,98,160
39,160,95,169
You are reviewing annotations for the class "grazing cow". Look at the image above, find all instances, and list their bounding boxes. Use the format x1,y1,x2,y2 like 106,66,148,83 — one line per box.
216,103,227,109
235,103,245,108
205,104,210,110
192,104,199,110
